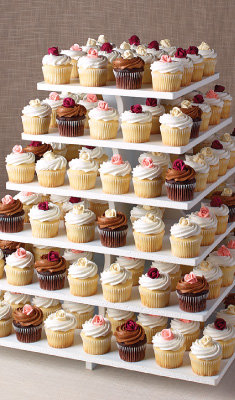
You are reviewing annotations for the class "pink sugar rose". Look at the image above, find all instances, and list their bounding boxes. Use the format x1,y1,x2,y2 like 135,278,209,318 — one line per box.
97,101,109,111
49,92,60,101
227,240,235,249
184,272,198,284
180,319,191,323
38,201,49,211
206,90,218,99
22,192,34,196
172,159,185,171
161,329,174,340
217,245,231,257
13,145,23,154
2,195,14,205
86,94,98,103
16,248,27,259
92,315,105,326
71,249,84,253
88,48,98,58
111,154,123,165
198,207,210,218
160,55,172,63
142,157,154,168
23,304,33,315
70,43,82,51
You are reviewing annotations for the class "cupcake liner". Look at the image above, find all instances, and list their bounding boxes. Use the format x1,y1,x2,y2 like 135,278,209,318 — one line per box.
102,280,132,303
107,63,115,81
0,318,13,337
139,286,170,308
130,266,145,286
170,235,202,258
74,310,94,329
151,115,161,134
100,173,131,194
133,177,163,198
117,342,146,362
57,118,85,137
22,204,33,223
0,260,4,279
5,264,34,286
81,331,112,354
200,111,212,132
6,163,35,184
218,338,235,359
160,124,191,146
228,151,235,169
40,305,62,321
78,67,107,87
220,265,235,287
209,105,222,125
68,274,98,297
89,119,119,140
218,158,229,176
153,345,186,368
215,215,228,235
151,71,182,92
189,353,221,376
70,58,79,79
36,271,66,291
221,100,231,119
88,201,109,219
203,58,217,76
191,62,204,82
121,121,152,143
42,64,72,84
65,144,81,162
49,109,58,128
84,113,89,129
45,328,75,348
68,169,97,190
208,278,222,299
21,115,51,135
181,66,193,87
176,291,209,312
194,172,208,192
190,120,201,138
139,323,167,344
133,230,165,252
184,330,200,351
169,269,182,291
30,219,60,238
37,168,66,187
142,63,152,84
165,181,196,201
207,164,219,183
106,315,136,333
98,227,127,248
0,213,24,233
66,222,95,243
13,323,42,343
113,69,143,89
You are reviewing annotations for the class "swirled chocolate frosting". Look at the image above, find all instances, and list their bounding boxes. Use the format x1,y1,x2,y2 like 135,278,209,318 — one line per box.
56,104,86,119
13,306,43,327
35,254,66,274
97,212,127,230
0,240,22,250
176,276,209,294
165,165,196,183
115,322,146,346
180,105,202,121
24,143,52,158
112,56,145,71
213,192,235,207
0,199,23,216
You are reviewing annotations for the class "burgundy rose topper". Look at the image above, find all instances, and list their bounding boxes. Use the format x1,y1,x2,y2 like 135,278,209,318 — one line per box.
173,159,186,171
193,94,204,104
186,46,198,55
148,40,159,50
130,104,142,114
124,320,138,331
47,251,60,262
69,197,81,204
30,141,42,147
214,318,226,330
175,48,187,58
214,85,225,93
210,196,222,207
100,43,113,53
63,98,75,108
38,201,49,211
48,47,59,56
146,98,157,107
211,140,223,150
128,35,140,46
147,268,160,279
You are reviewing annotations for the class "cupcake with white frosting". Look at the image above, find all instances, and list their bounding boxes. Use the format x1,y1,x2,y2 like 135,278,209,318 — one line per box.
170,217,202,258
159,39,176,56
159,107,193,146
65,204,96,243
99,154,131,194
138,152,170,180
138,314,168,344
216,305,235,327
170,319,200,350
98,42,120,81
49,194,74,220
210,139,230,176
193,260,223,299
61,44,86,78
200,147,219,183
81,315,112,354
135,45,155,83
172,48,194,86
139,267,171,308
43,92,63,128
185,154,209,192
5,248,34,286
207,246,235,287
32,296,61,320
115,256,145,286
0,249,4,278
88,100,119,140
198,42,217,76
14,192,42,223
6,145,35,184
50,142,67,157
205,90,224,125
4,291,31,311
80,146,108,172
44,309,77,348
132,156,163,198
22,98,52,135
42,46,72,84
67,150,98,190
79,94,98,128
188,206,217,246
203,319,235,359
0,301,12,337
214,84,232,119
78,48,108,86
133,213,165,253
140,99,165,135
153,328,186,368
186,46,204,82
106,308,136,332
191,94,212,132
63,249,93,269
130,205,164,224
189,335,222,376
82,37,100,53
121,104,152,143
36,151,67,187
151,54,183,92
100,262,133,303
216,133,235,169
29,201,61,238
151,261,181,291
67,257,98,297
202,197,229,234
62,302,94,329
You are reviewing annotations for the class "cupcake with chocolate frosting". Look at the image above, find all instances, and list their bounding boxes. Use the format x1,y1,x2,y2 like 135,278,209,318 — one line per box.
97,209,128,247
112,50,145,89
24,141,52,161
35,251,67,290
0,240,23,259
165,159,196,201
212,187,235,222
115,320,147,362
176,272,209,312
0,195,24,233
180,100,202,138
13,304,43,342
56,97,86,137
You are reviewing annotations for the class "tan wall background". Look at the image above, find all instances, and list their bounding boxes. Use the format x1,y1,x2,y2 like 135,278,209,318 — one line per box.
1,0,234,196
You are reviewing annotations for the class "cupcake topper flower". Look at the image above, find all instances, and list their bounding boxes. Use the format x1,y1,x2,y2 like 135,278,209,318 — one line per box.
77,257,88,267
22,304,34,315
110,263,121,274
97,101,109,111
180,319,191,323
160,39,171,47
142,157,154,168
105,209,117,218
227,240,235,249
227,305,235,314
2,195,14,205
146,98,157,107
161,329,174,340
63,97,75,108
86,94,97,103
30,141,42,147
193,94,204,104
192,154,206,165
184,272,198,284
136,45,147,56
70,43,82,51
48,47,59,56
210,196,222,207
87,48,98,58
56,310,66,321
198,206,210,218
49,92,60,101
86,38,96,46
214,318,226,330
123,50,134,59
100,42,113,53
147,267,160,279
79,151,91,161
124,320,138,331
221,188,232,197
71,249,84,254
143,205,155,211
181,100,192,109
186,46,198,55
171,107,183,117
211,140,223,150
97,34,108,44
214,84,225,93
92,315,105,326
111,154,124,165
175,48,187,58
44,151,56,160
145,213,158,223
47,251,60,262
128,35,140,46
200,336,213,347
172,159,185,171
206,90,219,99
12,145,24,154
201,147,213,156
69,197,81,204
120,41,130,50
73,204,85,215
221,133,231,142
22,192,34,196
130,104,142,113
217,245,231,257
16,248,27,259
148,40,159,50
198,42,211,50
200,261,212,271
179,217,190,226
160,54,172,63
38,201,49,211
85,145,96,150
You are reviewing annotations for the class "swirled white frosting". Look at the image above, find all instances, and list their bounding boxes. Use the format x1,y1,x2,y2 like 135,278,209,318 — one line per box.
78,55,108,69
62,302,94,314
98,50,120,63
211,147,230,160
62,200,84,213
68,258,98,279
138,152,170,169
6,250,34,269
101,265,132,286
29,202,61,222
188,211,217,230
65,208,95,226
203,323,235,341
198,42,217,59
205,97,224,108
191,102,211,113
32,296,61,308
6,151,35,165
42,53,71,66
151,60,183,73
159,41,177,56
80,147,106,160
133,215,165,235
106,308,135,320
159,111,193,129
215,92,232,101
186,54,204,64
133,163,162,180
44,311,77,331
43,97,63,110
138,313,168,328
216,308,235,326
171,56,193,70
14,192,42,205
121,110,152,124
22,102,52,117
207,251,235,268
151,261,180,274
88,106,118,121
153,330,185,350
50,143,67,157
193,262,222,282
200,148,219,166
36,151,67,171
131,205,164,221
61,49,86,60
217,137,235,152
49,195,70,204
0,301,12,320
141,104,165,117
139,271,170,291
190,337,222,360
68,157,98,172
170,220,201,238
185,155,210,174
60,92,81,103
4,292,31,305
79,98,98,111
63,249,93,264
99,159,131,176
115,256,144,271
171,319,200,334
201,202,229,217
82,317,111,338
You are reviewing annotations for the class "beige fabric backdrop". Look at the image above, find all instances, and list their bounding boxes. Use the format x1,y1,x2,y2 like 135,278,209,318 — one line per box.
1,0,234,195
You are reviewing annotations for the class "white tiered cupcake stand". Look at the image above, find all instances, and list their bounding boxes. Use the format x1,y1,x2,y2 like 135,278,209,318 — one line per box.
0,73,234,385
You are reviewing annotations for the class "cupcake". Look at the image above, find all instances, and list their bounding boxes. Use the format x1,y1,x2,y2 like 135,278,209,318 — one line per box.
99,154,131,194
202,197,229,234
21,98,52,135
80,146,108,172
223,293,235,307
217,133,235,169
121,104,152,143
153,328,186,368
88,101,119,140
35,251,66,291
186,46,204,82
170,217,202,258
32,296,61,320
112,50,145,89
14,192,42,223
165,159,196,201
36,151,67,187
147,40,164,59
79,94,98,128
65,204,96,243
151,55,183,92
115,320,147,362
65,144,81,162
160,97,182,113
67,257,98,297
63,249,93,269
205,90,224,125
170,319,200,351
198,42,217,76
29,201,60,238
81,315,112,354
137,314,168,344
192,94,212,132
159,107,193,146
61,44,86,78
207,246,235,287
6,145,35,183
88,199,109,219
0,301,12,337
56,97,86,137
60,197,83,219
216,305,235,327
159,39,176,56
4,292,31,312
193,260,222,299
200,147,219,183
23,141,52,162
176,272,209,312
203,319,235,359
106,308,136,332
44,309,77,348
0,240,23,259
151,261,181,291
43,92,63,128
185,155,209,192
141,99,165,134
138,152,170,179
132,157,162,198
188,206,217,246
172,48,194,86
98,43,120,81
62,302,94,329
114,41,131,54
67,150,98,190
115,256,145,286
211,140,230,175
78,48,108,86
214,187,235,222
0,249,4,279
49,194,70,220
130,205,164,224
133,213,165,252
82,37,100,53
139,267,171,308
189,336,222,376
50,142,67,157
135,45,155,84
180,100,202,138
13,304,43,343
32,245,60,262
214,85,232,119
100,262,133,303
5,248,34,286
42,47,72,84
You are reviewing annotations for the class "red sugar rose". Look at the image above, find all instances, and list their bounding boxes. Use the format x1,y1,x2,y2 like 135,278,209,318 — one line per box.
193,94,204,104
211,140,223,150
214,85,225,93
148,40,159,50
130,104,142,114
63,98,75,108
124,320,138,331
147,268,160,279
29,141,42,147
128,35,140,46
47,251,60,262
48,47,59,56
100,42,113,53
38,202,49,211
214,318,226,330
186,46,198,55
173,159,186,171
210,196,222,207
146,98,157,107
175,48,187,58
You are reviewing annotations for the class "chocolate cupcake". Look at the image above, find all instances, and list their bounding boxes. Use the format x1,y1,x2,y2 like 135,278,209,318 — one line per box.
176,272,209,312
180,100,202,138
56,97,86,137
24,141,52,161
0,240,23,259
97,209,128,247
212,188,235,222
165,160,196,201
112,50,145,89
114,319,147,362
0,195,24,233
35,251,66,290
223,293,235,307
13,304,43,343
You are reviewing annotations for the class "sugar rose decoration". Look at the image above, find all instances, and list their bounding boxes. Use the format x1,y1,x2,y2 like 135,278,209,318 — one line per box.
148,40,159,50
87,48,98,58
161,329,174,340
49,92,60,101
100,42,113,53
63,97,75,108
180,319,191,323
128,35,140,46
217,245,231,257
77,257,88,267
193,94,204,104
15,248,27,259
206,90,218,99
123,50,134,59
214,318,226,330
179,217,189,226
136,45,147,56
142,157,154,168
86,38,96,46
111,154,124,165
171,107,183,117
172,159,185,171
200,261,211,271
184,272,198,284
48,47,59,56
56,310,66,320
147,267,160,279
30,141,42,147
86,94,97,103
200,335,212,347
145,213,157,223
210,196,222,207
73,204,85,214
23,304,33,315
110,263,121,274
38,201,49,211
211,140,223,150
214,85,225,93
92,315,105,326
186,46,198,55
2,195,14,205
175,48,187,58
221,188,232,196
13,145,23,154
105,209,117,218
146,98,158,107
69,196,81,204
160,54,172,63
124,320,138,331
47,251,60,262
70,43,82,51
130,104,142,114
80,151,91,161
97,101,109,111
198,206,210,218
